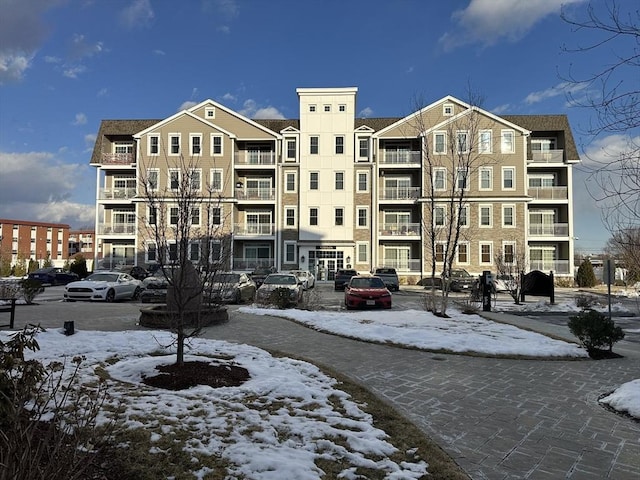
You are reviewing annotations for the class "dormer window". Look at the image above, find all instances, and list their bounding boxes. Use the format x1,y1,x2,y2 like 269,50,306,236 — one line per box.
443,104,454,116
205,107,215,119
309,105,316,112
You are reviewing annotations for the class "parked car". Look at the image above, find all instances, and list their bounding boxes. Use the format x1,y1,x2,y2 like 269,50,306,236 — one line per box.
449,269,476,292
206,272,256,304
28,267,79,286
344,275,392,310
64,272,142,302
255,273,303,307
125,265,150,280
372,267,399,291
250,267,273,288
493,274,516,293
139,270,170,303
334,269,359,291
289,270,315,290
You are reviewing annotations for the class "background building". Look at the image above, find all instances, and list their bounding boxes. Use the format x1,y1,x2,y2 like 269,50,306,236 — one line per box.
0,218,70,268
90,88,579,282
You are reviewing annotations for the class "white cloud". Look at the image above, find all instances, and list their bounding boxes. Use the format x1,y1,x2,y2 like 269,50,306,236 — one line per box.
439,0,585,51
63,65,87,79
524,81,589,105
0,151,95,227
490,103,512,115
222,92,237,102
69,34,105,60
580,133,640,168
119,0,155,29
153,49,165,56
97,87,108,97
72,113,87,126
358,107,374,118
0,52,32,83
178,100,198,111
239,99,284,119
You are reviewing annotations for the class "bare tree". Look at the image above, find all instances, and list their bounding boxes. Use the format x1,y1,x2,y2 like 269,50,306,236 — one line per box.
407,91,493,315
494,240,528,304
605,227,640,284
561,1,639,244
139,152,231,366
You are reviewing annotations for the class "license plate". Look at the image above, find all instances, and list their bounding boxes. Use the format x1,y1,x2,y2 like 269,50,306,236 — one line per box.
366,300,375,306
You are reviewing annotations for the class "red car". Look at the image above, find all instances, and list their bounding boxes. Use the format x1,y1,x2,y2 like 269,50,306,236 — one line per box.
344,275,392,310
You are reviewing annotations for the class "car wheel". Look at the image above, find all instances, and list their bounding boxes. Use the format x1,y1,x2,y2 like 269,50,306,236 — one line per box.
234,290,242,304
132,287,142,300
106,289,116,302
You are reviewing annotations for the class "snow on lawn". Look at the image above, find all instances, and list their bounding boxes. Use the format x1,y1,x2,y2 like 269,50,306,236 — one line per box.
599,379,640,419
498,297,634,314
239,306,588,358
2,328,428,480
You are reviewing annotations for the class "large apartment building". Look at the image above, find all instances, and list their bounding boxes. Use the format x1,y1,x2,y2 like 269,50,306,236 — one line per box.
90,87,579,281
0,218,70,267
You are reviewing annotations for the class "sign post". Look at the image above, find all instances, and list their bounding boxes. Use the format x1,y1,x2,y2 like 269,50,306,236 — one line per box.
603,259,615,321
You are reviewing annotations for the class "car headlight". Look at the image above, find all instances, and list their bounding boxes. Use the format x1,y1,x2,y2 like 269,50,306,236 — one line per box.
94,286,107,291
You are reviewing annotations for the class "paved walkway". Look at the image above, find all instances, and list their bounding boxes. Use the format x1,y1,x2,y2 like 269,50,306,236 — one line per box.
202,309,640,480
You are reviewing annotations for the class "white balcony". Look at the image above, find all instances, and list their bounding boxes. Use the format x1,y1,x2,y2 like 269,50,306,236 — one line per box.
99,188,137,200
528,260,570,274
100,153,134,165
234,223,274,236
235,151,276,165
378,223,420,237
529,223,569,237
98,223,136,235
381,151,421,165
379,186,421,201
236,188,275,201
377,259,421,272
530,150,564,163
233,258,275,270
528,187,568,200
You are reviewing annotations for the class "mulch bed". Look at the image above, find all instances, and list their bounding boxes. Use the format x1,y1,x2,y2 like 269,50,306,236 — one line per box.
143,360,250,390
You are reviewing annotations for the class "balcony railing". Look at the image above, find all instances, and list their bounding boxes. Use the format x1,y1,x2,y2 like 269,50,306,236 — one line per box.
236,188,275,201
234,223,274,236
528,187,568,200
381,151,421,165
378,223,420,236
101,153,134,165
529,260,570,274
97,223,136,235
233,258,275,270
379,186,421,201
235,151,276,165
531,150,564,163
99,187,137,200
529,223,569,236
378,259,422,272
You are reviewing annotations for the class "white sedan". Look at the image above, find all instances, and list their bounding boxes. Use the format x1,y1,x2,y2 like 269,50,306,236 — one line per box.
290,270,315,290
64,272,142,302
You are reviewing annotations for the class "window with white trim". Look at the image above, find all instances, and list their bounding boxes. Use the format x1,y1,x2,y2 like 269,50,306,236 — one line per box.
168,242,178,262
210,169,223,191
335,171,344,190
479,204,492,227
169,205,179,226
479,242,493,264
357,207,368,228
502,204,515,227
503,242,516,264
433,167,446,191
205,107,215,119
146,242,157,262
434,205,446,227
457,242,469,264
456,168,469,190
191,206,200,226
211,135,223,156
309,208,318,226
479,130,492,154
285,207,296,228
169,134,180,155
285,172,296,192
189,241,200,262
189,168,201,191
435,242,445,263
335,136,344,154
148,135,159,155
358,137,369,160
286,139,296,161
434,132,446,154
501,130,515,153
357,171,369,192
284,242,297,263
114,141,133,154
146,168,159,191
443,103,454,116
309,104,316,112
335,207,344,226
310,171,319,190
169,169,180,190
339,104,346,112
456,131,469,153
310,136,319,155
457,205,469,227
502,167,515,190
209,206,222,225
479,167,493,190
148,206,157,225
356,242,369,263
190,134,202,156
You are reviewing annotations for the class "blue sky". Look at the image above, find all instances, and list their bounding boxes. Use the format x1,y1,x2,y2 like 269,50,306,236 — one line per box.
0,0,636,254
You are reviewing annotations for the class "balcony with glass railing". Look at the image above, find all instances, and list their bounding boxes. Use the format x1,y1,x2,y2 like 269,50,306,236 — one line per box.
530,150,564,163
379,186,421,201
377,258,422,272
380,150,421,165
235,151,276,165
236,188,275,201
234,223,274,236
528,260,570,274
528,186,568,200
97,223,136,235
233,257,275,270
529,223,569,236
99,187,137,200
378,223,420,237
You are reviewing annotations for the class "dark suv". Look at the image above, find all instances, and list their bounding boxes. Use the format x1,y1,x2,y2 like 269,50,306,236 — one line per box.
334,269,359,290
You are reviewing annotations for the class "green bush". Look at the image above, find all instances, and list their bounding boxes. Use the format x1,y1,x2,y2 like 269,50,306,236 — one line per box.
568,309,625,354
70,254,89,279
576,259,597,287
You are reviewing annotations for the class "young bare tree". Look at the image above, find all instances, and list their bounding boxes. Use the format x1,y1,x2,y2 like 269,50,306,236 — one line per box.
407,92,493,315
561,1,639,248
139,153,231,366
494,240,528,304
605,227,640,285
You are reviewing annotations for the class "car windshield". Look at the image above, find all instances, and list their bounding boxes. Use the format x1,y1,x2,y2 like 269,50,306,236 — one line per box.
34,268,54,273
451,270,470,278
87,273,119,282
213,273,240,283
350,277,385,288
264,274,296,285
